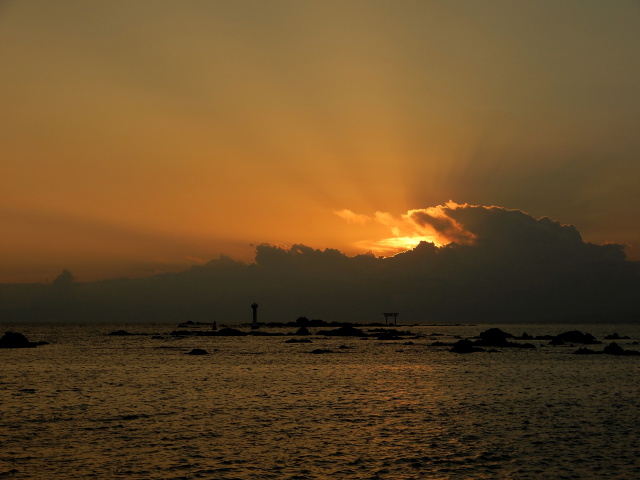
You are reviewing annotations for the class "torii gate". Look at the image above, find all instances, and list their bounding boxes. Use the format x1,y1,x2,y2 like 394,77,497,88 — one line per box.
383,312,398,326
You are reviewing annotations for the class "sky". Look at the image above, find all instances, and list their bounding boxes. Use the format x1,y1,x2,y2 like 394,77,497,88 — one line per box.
2,1,640,283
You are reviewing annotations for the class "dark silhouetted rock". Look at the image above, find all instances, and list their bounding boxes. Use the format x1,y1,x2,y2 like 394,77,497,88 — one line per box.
475,328,534,348
294,326,311,336
369,328,415,340
604,333,630,340
248,331,284,337
316,326,366,337
552,331,600,345
603,342,625,355
573,347,599,354
186,348,208,355
284,338,312,343
374,332,402,340
603,342,640,356
170,330,191,336
476,328,513,347
535,335,555,341
450,339,486,353
369,328,414,335
479,328,513,341
573,343,640,356
621,348,640,356
215,327,248,336
0,331,38,348
295,318,330,327
108,330,133,336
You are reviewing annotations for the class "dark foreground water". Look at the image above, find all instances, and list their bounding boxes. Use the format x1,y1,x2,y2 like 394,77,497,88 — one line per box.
1,322,639,479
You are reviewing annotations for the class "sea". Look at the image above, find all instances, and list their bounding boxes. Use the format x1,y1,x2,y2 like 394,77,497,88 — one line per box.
1,321,639,480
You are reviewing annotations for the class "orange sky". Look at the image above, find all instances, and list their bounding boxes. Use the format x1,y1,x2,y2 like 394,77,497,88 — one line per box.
2,1,640,283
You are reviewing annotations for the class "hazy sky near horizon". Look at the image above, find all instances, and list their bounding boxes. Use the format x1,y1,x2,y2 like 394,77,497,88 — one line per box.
2,1,640,283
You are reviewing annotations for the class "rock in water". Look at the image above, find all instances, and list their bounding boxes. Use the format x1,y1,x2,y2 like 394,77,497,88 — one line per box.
215,328,248,336
108,330,132,336
450,339,486,353
552,331,600,345
603,342,640,356
316,326,366,337
186,348,209,355
0,331,37,348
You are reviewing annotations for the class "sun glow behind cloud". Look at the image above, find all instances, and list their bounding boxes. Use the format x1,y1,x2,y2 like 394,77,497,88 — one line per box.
354,236,440,256
1,1,640,283
335,202,479,257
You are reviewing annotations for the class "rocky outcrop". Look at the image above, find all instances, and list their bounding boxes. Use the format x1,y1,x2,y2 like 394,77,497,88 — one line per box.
603,342,640,356
478,328,513,343
450,339,486,353
108,330,133,336
551,330,600,345
186,348,209,355
475,328,535,349
316,326,367,337
0,331,39,348
516,332,534,340
573,347,599,355
604,333,630,340
573,342,640,356
368,328,416,340
214,327,248,336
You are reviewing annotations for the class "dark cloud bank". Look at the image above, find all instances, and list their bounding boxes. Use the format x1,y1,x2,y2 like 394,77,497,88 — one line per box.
2,205,639,323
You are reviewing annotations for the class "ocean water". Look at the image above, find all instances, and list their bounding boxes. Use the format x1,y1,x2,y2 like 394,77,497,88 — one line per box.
1,322,639,480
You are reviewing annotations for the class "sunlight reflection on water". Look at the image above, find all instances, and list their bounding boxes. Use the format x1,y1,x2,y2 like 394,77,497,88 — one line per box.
1,323,639,479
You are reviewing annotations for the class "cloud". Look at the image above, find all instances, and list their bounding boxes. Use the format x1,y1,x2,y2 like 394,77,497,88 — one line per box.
347,201,626,261
430,203,627,263
334,209,371,224
340,202,474,256
404,203,477,245
249,203,637,322
2,203,638,323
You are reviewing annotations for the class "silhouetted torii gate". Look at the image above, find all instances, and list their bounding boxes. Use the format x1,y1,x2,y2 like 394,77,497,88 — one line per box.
383,312,398,326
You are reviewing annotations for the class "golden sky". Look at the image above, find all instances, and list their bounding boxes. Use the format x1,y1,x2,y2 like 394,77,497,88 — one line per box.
2,1,640,283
